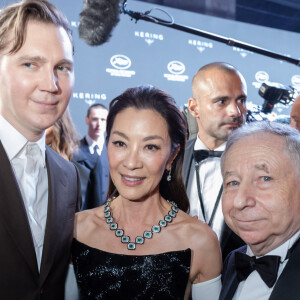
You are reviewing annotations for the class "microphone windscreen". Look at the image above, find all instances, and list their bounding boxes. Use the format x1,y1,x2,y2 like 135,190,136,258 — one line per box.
78,0,120,46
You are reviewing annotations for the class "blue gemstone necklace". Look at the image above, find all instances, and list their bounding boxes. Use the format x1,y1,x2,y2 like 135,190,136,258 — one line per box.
104,198,178,250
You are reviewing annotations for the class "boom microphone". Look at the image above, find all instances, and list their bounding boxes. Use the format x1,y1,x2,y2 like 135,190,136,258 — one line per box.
78,0,121,46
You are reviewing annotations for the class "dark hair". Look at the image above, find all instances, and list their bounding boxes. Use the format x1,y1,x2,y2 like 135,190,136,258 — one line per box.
0,0,73,54
87,103,108,117
106,85,189,212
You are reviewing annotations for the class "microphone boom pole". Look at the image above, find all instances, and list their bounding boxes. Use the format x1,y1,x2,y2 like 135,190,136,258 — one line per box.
122,1,300,67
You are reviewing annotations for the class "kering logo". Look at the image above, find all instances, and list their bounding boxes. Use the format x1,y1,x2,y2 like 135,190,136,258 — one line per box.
164,61,188,82
135,31,164,46
233,47,253,58
188,39,213,53
106,54,135,78
73,92,107,105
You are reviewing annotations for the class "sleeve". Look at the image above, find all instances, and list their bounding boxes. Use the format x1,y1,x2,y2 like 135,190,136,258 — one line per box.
64,264,80,300
192,274,221,300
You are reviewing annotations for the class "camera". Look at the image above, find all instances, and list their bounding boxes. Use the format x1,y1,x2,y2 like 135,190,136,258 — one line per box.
259,82,297,114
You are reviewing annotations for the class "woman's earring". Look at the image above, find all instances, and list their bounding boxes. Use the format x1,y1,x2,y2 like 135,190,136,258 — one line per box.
167,166,172,182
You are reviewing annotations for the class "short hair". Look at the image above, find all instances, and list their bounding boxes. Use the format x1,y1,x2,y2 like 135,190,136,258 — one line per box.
221,120,300,176
0,0,73,54
86,103,108,117
192,62,246,98
105,85,189,212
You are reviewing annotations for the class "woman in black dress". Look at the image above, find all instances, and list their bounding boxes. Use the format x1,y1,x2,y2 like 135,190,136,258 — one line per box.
72,85,222,299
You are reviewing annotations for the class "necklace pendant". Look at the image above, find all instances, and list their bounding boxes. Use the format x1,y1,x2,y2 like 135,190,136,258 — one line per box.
116,229,124,237
128,242,136,250
168,210,176,218
152,225,161,233
159,220,167,227
165,215,172,222
144,231,153,239
106,217,113,223
171,205,178,213
121,236,130,243
135,237,144,244
110,223,118,230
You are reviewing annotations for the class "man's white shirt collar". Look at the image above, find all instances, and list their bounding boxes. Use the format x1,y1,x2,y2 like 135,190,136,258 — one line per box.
85,134,96,147
0,115,45,163
246,231,300,262
194,135,226,152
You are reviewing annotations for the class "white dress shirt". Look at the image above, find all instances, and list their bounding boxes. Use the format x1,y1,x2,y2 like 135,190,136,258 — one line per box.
187,136,225,240
85,134,104,155
233,231,300,300
0,115,48,270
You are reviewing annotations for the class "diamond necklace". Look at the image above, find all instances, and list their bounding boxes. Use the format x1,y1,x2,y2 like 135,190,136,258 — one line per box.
104,197,178,250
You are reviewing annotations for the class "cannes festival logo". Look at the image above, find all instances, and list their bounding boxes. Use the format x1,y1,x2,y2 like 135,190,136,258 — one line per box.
291,75,300,88
252,71,270,89
164,60,188,82
106,54,135,78
110,55,131,70
167,61,185,75
255,71,269,83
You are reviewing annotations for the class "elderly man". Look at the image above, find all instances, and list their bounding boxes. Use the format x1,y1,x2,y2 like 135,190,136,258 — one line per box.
219,120,300,300
183,62,247,260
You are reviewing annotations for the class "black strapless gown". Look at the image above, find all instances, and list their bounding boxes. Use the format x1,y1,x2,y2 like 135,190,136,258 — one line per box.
72,239,191,300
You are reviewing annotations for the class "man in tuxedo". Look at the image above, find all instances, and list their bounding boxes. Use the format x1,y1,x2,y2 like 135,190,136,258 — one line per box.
290,95,300,131
0,1,80,298
183,62,247,260
73,103,109,209
220,121,300,300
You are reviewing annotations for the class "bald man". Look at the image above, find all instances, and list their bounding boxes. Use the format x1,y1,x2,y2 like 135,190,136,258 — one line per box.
183,62,247,260
290,95,300,131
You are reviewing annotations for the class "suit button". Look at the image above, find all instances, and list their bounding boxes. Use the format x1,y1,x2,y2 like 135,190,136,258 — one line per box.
40,288,44,295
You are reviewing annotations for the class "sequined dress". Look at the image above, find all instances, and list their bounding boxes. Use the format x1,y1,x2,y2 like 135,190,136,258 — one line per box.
72,238,191,300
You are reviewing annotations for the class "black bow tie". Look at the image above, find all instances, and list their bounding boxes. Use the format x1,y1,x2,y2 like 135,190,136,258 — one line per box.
193,149,223,163
235,252,281,288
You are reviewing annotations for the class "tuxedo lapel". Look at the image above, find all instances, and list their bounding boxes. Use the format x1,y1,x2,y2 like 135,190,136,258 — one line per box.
39,147,68,285
73,138,88,161
183,138,195,187
0,142,38,277
75,138,97,169
269,239,300,300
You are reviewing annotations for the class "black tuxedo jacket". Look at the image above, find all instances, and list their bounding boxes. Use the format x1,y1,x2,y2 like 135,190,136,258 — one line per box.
72,137,109,209
219,240,300,300
182,138,244,261
0,142,81,299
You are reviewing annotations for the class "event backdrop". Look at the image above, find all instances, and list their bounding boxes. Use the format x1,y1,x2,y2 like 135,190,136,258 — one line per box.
2,0,300,136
